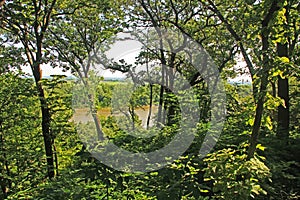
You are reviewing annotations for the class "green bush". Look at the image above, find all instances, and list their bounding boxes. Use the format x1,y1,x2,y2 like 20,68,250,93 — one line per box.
203,144,270,200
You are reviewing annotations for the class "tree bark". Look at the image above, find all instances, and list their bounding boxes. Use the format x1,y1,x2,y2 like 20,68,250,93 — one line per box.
247,0,281,159
87,93,104,141
2,0,58,180
36,81,55,179
0,122,10,198
53,143,59,176
32,31,55,178
147,84,153,129
162,68,169,125
276,43,289,139
247,77,268,159
157,67,165,126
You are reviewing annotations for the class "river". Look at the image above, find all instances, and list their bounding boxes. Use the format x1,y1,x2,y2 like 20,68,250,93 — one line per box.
72,106,158,128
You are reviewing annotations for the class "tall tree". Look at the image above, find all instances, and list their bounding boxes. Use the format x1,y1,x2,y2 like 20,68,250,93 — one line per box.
49,0,122,140
276,43,289,138
129,0,235,126
202,0,288,158
135,0,298,157
275,0,299,138
0,0,73,178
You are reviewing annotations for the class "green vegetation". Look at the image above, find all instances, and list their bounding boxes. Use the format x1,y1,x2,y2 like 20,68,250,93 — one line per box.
0,0,299,199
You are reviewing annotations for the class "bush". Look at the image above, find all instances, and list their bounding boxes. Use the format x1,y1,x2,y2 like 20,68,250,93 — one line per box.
203,144,270,200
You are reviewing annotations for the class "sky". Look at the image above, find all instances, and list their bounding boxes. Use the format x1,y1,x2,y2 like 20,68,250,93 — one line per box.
22,33,141,78
21,32,251,83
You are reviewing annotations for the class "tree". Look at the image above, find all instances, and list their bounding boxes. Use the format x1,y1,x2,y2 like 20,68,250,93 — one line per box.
201,0,293,158
1,0,68,178
49,0,122,141
130,0,298,157
275,0,299,139
123,0,238,127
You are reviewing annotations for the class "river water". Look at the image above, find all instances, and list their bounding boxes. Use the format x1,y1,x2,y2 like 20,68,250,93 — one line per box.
72,106,158,128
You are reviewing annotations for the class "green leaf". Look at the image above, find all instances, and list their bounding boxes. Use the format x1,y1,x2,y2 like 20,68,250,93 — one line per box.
256,144,266,151
279,56,290,63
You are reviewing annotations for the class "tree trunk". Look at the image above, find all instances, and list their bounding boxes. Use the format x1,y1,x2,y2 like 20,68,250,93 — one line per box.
276,43,289,139
36,82,55,179
166,68,178,126
0,123,9,198
162,70,169,125
157,66,165,127
247,79,267,159
32,52,55,178
271,81,278,124
166,93,179,126
129,101,136,131
146,84,153,129
247,0,281,159
53,143,59,176
88,93,104,141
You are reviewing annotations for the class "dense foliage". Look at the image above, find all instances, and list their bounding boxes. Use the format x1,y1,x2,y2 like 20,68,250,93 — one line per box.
0,0,299,199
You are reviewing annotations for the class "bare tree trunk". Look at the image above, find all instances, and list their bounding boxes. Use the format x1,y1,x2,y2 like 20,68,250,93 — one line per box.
271,81,278,124
32,41,55,178
92,113,104,140
247,77,268,159
166,68,177,126
147,84,153,129
0,123,10,198
276,43,289,139
53,143,59,176
129,105,136,131
157,66,165,127
271,82,276,97
162,69,169,125
36,82,55,178
88,94,104,141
